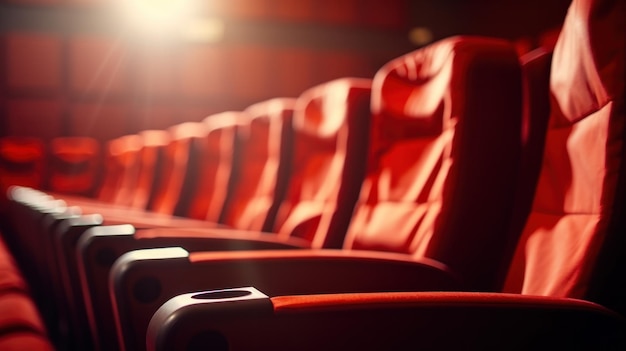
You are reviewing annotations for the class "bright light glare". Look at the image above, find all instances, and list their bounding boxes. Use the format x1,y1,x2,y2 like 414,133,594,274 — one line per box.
116,0,199,38
181,18,225,43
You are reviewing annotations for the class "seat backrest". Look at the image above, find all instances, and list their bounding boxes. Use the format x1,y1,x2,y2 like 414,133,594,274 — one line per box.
273,78,372,249
493,48,554,290
130,130,170,210
148,122,209,216
221,98,296,232
343,37,524,291
0,137,46,192
97,134,143,205
503,0,625,309
47,137,100,196
182,112,246,222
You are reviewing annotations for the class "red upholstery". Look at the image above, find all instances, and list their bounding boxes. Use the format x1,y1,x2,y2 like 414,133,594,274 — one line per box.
0,98,64,198
0,233,53,350
130,130,170,210
344,37,523,290
0,293,47,334
180,112,245,221
494,48,553,289
70,81,369,351
48,137,100,196
145,1,626,350
0,235,27,293
273,78,372,249
0,137,45,192
149,122,209,216
110,39,524,351
148,287,624,351
221,98,296,232
0,333,54,351
97,134,143,205
503,0,625,301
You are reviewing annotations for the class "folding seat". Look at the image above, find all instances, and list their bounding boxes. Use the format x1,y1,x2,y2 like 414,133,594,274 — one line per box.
107,35,525,351
267,80,371,248
77,78,372,351
36,127,221,229
47,137,100,196
123,130,170,211
143,0,626,349
0,230,55,351
17,112,245,350
0,98,63,205
5,191,133,351
0,333,54,351
0,292,53,349
219,98,296,232
0,137,45,197
7,112,230,349
3,115,238,348
150,112,246,219
45,102,133,198
97,134,144,205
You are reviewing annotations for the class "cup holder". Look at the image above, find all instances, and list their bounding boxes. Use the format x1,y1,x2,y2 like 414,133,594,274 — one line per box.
192,289,252,300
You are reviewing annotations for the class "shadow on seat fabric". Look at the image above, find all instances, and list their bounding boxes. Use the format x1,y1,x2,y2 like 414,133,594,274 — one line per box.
271,78,372,248
110,37,525,351
96,134,143,206
502,0,626,310
160,112,248,223
220,98,296,232
145,1,626,350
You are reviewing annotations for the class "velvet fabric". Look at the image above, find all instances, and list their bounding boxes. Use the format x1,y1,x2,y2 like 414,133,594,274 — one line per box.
345,37,523,290
503,0,625,299
221,98,296,232
273,78,371,249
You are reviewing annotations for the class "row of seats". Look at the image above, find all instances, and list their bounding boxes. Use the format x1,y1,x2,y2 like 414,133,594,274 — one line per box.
0,0,624,349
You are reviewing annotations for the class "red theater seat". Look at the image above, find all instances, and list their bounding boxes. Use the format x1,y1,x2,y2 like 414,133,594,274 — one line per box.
110,36,524,351
0,233,54,350
48,137,100,196
146,0,626,349
97,134,143,205
147,113,245,218
74,79,371,350
501,0,625,304
221,98,296,232
128,130,170,211
271,78,372,248
0,98,63,198
0,137,45,194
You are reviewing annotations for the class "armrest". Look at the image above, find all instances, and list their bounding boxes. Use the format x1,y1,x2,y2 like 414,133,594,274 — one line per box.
147,287,626,351
111,247,460,351
76,227,309,350
53,215,104,351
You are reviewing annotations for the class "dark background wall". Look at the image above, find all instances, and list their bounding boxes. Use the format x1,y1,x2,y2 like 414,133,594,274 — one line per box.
0,0,571,141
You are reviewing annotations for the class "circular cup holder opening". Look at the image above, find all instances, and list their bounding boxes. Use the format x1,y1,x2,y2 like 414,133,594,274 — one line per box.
192,290,252,300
